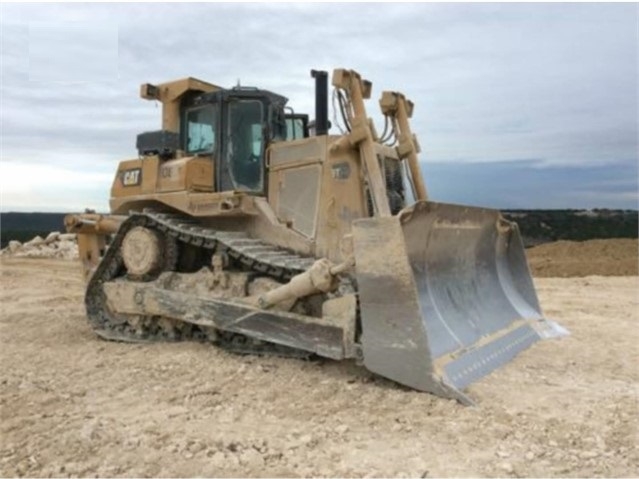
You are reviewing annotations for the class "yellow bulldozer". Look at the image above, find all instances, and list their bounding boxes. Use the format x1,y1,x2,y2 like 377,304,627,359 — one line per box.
66,68,564,404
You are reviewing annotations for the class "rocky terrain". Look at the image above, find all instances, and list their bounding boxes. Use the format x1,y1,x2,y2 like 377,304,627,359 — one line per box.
0,232,79,260
0,239,637,477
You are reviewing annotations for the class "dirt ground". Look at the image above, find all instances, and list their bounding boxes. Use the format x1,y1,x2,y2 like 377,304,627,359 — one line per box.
527,238,638,277
1,246,638,477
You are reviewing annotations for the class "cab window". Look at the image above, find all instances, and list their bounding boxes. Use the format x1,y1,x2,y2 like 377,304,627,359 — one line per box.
285,117,305,140
184,105,217,154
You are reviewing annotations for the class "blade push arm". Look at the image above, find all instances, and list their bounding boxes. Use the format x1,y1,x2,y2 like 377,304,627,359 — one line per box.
380,91,428,201
330,69,392,217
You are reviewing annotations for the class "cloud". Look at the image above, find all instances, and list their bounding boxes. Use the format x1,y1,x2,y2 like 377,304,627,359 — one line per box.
28,22,119,82
0,161,112,212
0,3,637,211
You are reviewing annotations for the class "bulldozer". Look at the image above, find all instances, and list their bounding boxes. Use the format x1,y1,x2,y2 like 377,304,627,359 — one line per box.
65,68,565,404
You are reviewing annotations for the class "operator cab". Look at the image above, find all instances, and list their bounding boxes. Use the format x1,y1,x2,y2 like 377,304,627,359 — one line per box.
181,87,299,193
136,72,324,195
180,87,308,193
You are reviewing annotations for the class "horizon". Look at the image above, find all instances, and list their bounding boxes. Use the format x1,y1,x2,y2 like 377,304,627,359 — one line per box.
1,158,637,212
1,3,637,211
2,204,638,214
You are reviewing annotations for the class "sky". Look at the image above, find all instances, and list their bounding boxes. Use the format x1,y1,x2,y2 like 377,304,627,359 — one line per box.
0,2,637,212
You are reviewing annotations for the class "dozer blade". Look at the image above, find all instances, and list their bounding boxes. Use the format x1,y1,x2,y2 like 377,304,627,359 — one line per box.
352,200,566,404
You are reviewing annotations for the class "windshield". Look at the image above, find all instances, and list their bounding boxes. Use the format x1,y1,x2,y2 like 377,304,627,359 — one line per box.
227,100,264,191
184,104,217,154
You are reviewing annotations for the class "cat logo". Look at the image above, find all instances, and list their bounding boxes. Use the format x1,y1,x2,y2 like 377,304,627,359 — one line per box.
122,168,142,187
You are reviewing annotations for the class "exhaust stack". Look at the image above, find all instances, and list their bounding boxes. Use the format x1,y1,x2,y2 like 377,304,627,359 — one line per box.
311,69,329,136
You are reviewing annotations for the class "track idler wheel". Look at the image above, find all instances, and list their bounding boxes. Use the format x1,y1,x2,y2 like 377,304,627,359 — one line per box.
121,226,176,280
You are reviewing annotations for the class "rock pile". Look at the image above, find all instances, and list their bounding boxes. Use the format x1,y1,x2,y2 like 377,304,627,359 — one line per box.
1,232,79,260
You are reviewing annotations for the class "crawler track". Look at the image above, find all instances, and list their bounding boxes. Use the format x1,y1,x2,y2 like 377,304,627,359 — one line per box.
85,209,328,357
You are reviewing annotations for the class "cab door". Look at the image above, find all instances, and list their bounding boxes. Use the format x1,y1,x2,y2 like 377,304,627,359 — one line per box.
219,98,266,193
